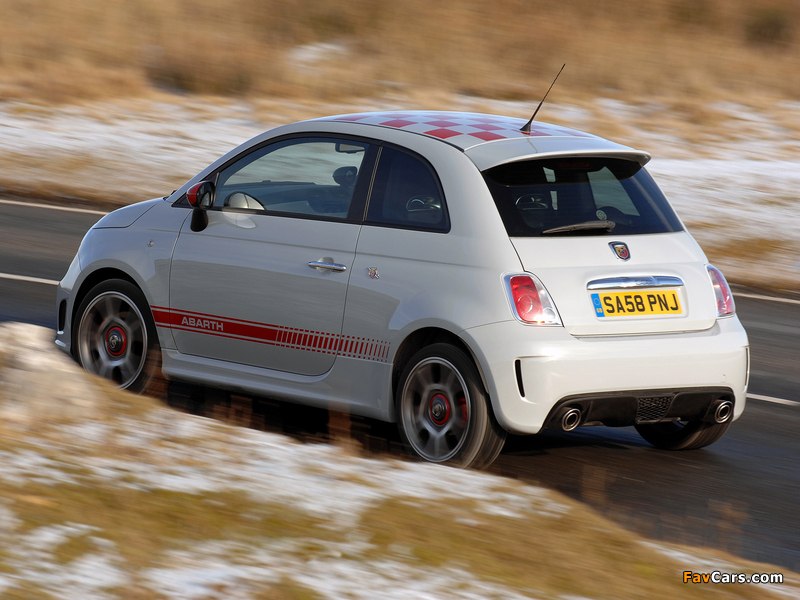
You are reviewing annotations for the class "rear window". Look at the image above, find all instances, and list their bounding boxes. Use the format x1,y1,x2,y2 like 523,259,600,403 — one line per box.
483,157,683,237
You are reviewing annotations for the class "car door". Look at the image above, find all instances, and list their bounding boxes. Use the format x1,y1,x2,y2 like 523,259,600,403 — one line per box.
169,136,377,376
341,144,454,353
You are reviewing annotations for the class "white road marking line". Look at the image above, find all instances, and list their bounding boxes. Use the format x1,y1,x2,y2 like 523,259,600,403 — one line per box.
747,393,800,406
3,197,800,311
0,272,59,286
0,198,107,216
735,291,800,306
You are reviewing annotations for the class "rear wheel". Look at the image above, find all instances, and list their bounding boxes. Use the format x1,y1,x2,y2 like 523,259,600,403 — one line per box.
74,279,165,396
396,343,505,469
635,419,731,450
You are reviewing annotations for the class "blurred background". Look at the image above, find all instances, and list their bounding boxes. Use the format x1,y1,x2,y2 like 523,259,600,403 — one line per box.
2,0,800,293
1,0,799,102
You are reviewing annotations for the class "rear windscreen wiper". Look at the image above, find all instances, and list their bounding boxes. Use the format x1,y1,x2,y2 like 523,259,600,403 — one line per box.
541,220,616,235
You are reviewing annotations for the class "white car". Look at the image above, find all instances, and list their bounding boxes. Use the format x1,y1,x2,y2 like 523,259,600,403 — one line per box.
55,110,749,468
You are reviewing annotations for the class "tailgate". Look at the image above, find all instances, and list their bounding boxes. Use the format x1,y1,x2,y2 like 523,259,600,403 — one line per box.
510,232,718,336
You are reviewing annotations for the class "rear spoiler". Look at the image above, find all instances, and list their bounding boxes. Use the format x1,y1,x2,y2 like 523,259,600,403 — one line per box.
465,137,651,172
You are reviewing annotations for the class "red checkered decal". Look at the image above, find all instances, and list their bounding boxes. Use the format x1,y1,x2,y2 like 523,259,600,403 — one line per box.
321,111,594,148
152,306,390,363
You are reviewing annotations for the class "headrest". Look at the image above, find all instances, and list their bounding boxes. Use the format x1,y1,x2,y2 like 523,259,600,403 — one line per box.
333,166,358,186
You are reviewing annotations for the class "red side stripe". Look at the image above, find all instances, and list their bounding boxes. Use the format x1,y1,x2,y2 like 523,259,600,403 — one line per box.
151,305,390,362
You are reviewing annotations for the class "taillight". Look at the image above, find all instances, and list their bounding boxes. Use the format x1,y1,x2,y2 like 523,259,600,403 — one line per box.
505,274,561,325
707,265,735,317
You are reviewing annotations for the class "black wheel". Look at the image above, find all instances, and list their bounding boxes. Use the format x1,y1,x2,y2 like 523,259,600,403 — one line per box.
635,419,731,450
74,279,165,396
396,343,505,469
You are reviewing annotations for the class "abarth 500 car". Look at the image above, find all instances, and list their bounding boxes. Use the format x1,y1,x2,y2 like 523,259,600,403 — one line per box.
55,111,749,469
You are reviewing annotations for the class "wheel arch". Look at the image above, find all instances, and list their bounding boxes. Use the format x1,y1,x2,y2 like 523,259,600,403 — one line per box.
391,326,491,412
70,271,167,395
71,267,140,341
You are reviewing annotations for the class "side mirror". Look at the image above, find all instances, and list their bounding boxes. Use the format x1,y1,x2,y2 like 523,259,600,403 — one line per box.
187,180,214,232
187,180,215,209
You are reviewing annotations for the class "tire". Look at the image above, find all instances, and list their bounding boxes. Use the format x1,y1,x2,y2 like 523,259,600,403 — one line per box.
396,343,505,469
73,279,166,396
635,419,731,450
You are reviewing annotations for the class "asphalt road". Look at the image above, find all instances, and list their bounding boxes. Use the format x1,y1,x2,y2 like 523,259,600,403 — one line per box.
2,199,800,572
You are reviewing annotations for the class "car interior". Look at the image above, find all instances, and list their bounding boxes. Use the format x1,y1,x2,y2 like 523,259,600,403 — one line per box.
220,165,359,219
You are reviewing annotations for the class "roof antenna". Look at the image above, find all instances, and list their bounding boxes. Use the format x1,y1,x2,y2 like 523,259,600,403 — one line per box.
520,64,565,133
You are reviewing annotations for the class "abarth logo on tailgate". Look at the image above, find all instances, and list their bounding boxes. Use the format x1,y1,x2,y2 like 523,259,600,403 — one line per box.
181,316,224,331
609,241,630,261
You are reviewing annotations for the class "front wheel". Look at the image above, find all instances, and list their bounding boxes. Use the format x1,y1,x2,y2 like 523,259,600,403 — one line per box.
74,279,165,396
635,419,731,450
396,343,505,469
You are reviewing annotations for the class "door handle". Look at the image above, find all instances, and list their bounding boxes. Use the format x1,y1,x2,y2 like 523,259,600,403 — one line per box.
308,261,347,273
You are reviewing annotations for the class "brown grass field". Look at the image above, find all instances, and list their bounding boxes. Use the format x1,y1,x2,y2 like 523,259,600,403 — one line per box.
0,0,799,103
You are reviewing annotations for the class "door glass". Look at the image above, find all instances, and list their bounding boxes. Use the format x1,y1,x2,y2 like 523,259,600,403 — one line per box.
216,138,369,220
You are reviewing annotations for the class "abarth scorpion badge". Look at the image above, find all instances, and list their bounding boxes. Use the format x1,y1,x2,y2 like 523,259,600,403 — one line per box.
368,267,380,279
609,242,630,261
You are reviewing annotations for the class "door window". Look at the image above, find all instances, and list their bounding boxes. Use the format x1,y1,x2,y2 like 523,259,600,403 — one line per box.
216,138,370,220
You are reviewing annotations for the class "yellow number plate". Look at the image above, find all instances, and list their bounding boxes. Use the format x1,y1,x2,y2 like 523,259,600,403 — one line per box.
591,290,682,317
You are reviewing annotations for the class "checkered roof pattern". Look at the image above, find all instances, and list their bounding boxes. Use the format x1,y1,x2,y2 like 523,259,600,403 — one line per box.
321,111,595,149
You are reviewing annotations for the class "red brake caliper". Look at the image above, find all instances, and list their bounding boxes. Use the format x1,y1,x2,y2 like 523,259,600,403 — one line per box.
456,396,467,423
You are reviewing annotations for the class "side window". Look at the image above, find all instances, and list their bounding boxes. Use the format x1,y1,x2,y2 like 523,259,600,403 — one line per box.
215,138,370,220
365,147,449,232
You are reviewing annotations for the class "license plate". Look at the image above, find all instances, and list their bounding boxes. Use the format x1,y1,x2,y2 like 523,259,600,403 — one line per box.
591,290,682,317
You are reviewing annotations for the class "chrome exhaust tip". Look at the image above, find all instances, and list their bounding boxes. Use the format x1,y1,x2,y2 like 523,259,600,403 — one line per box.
714,400,733,424
561,407,582,432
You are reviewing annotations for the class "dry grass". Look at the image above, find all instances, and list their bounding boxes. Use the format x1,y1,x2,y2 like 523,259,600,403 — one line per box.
360,496,788,600
6,482,341,566
2,343,799,598
704,235,800,266
1,0,799,103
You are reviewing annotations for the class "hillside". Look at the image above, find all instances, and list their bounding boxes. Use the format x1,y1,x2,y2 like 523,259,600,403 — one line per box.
1,322,798,599
0,0,798,103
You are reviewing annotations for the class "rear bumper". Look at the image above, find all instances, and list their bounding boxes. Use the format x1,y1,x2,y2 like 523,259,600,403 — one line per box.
540,387,735,430
462,316,749,435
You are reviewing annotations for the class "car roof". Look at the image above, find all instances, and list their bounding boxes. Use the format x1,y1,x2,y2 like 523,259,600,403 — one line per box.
313,111,651,170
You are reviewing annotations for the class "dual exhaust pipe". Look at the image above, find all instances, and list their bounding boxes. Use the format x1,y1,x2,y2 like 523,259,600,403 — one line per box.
554,398,733,431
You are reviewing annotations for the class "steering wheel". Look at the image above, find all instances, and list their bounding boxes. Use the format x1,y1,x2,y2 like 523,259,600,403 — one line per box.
406,196,440,211
224,192,265,210
515,193,550,210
